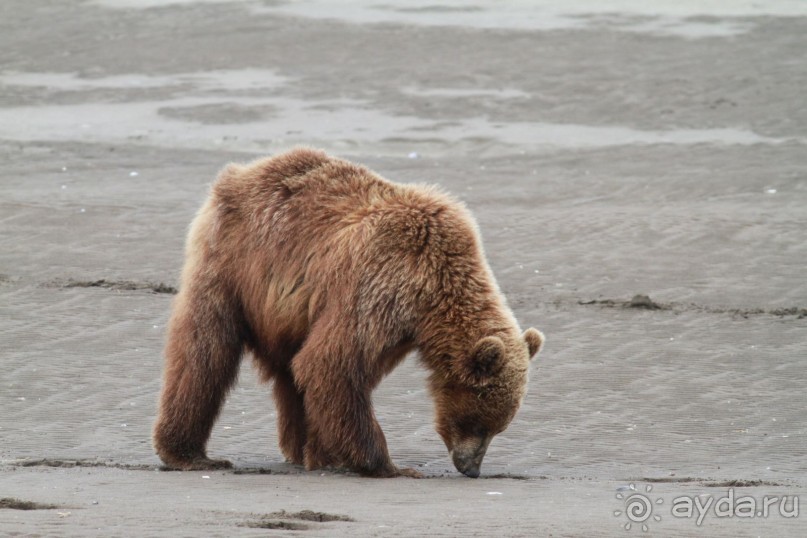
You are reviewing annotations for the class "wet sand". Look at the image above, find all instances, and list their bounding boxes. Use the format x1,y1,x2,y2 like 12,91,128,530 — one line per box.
1,1,805,536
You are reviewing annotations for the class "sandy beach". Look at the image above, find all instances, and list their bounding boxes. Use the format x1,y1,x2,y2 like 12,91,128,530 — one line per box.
1,1,805,536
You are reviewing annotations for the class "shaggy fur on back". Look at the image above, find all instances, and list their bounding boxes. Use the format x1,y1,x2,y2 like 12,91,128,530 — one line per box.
153,148,543,477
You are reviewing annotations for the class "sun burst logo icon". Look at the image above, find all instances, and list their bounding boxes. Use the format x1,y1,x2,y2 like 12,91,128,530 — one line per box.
614,483,664,532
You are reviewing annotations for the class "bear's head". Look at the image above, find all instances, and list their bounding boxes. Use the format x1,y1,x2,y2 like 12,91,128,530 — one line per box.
431,328,544,478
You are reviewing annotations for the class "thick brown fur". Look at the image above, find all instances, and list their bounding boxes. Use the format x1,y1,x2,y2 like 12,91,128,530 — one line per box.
153,148,544,477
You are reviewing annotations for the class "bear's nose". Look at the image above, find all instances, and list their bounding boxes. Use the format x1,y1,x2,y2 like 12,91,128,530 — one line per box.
450,436,491,478
461,465,480,479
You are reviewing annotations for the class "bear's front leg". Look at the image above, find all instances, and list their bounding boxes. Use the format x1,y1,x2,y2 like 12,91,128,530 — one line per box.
303,399,421,478
299,376,402,477
272,368,308,465
290,321,421,478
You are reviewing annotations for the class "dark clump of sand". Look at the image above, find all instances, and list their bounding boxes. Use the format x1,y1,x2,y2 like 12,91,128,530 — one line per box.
0,498,60,511
266,509,355,522
240,510,354,531
241,520,310,530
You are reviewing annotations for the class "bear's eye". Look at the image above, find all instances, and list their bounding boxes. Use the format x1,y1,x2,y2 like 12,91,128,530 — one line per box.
474,426,489,438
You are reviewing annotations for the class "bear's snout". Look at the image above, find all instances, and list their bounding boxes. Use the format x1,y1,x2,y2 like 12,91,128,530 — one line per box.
450,436,492,478
460,464,480,479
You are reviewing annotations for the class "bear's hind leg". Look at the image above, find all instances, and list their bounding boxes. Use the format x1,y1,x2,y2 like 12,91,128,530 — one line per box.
153,281,245,470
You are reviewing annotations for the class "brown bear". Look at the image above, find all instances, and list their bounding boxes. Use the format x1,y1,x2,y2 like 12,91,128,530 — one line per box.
153,148,544,478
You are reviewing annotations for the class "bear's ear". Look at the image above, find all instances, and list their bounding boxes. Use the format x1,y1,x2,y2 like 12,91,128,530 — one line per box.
523,328,544,359
458,336,506,386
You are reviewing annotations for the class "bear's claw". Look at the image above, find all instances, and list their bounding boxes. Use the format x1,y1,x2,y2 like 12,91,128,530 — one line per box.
394,467,424,479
